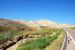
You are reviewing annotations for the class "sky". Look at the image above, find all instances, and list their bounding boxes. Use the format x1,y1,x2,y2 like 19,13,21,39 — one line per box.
0,0,75,24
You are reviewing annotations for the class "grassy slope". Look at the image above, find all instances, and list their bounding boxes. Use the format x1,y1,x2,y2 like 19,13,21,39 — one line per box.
71,27,75,30
0,29,23,42
45,30,65,50
16,29,63,50
0,18,32,43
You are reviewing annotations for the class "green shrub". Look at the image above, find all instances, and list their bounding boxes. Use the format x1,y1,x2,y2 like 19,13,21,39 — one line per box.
0,33,9,41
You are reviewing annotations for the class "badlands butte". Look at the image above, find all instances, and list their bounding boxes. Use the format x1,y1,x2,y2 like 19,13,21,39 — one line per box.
16,19,75,28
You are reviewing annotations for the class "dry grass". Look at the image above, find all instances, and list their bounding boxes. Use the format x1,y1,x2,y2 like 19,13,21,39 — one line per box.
45,31,65,50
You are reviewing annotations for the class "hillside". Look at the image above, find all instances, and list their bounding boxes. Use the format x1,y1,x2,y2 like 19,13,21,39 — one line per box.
0,18,33,45
0,18,32,31
0,18,75,50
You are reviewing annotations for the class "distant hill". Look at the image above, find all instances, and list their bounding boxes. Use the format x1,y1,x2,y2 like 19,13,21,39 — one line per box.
16,19,75,29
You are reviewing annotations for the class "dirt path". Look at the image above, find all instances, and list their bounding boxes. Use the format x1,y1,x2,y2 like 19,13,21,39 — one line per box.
6,39,26,50
6,38,37,50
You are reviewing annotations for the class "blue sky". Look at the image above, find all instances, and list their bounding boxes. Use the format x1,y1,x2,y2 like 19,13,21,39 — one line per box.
0,0,75,24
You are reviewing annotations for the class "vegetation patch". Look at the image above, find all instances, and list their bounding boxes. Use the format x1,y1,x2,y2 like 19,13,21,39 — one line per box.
45,30,65,50
71,27,75,30
17,29,63,50
0,27,23,44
